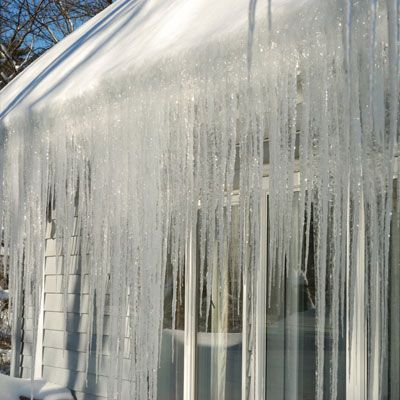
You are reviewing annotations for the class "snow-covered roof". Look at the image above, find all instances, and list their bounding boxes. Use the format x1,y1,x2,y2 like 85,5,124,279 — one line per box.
0,0,313,121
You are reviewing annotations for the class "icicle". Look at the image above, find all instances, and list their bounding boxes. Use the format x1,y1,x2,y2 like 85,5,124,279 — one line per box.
248,0,258,74
268,0,272,32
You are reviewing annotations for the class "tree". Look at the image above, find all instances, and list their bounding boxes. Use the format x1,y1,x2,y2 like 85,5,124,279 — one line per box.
0,0,113,89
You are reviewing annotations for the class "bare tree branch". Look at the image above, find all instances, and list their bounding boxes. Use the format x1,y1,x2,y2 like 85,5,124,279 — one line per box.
18,35,35,69
0,0,113,89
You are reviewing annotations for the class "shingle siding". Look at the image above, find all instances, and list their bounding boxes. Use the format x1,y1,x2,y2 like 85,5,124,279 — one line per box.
19,219,111,398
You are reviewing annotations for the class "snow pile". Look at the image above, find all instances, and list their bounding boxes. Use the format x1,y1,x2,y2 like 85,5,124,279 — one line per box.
0,374,73,400
0,0,399,399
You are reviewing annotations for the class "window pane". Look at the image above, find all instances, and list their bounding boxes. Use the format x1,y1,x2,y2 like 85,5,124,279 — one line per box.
386,181,400,399
197,207,242,400
157,255,184,400
266,193,346,399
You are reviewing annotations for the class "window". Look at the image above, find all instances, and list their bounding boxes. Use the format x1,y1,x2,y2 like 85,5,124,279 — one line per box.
158,247,185,400
196,206,242,400
158,172,400,400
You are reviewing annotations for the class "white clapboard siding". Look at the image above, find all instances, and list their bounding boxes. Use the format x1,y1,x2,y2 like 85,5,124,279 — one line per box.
45,274,89,294
18,286,35,378
42,347,131,379
42,330,131,356
42,366,132,397
45,237,80,257
43,312,115,335
44,293,111,314
21,367,31,378
18,216,178,400
45,255,81,275
20,354,32,369
21,329,33,345
23,317,33,331
19,217,119,399
74,392,107,400
45,218,79,239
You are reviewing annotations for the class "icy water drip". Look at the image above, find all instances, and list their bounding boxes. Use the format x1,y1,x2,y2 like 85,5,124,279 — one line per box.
0,0,399,399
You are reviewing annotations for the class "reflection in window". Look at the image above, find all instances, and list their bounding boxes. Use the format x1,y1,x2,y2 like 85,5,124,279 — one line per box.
266,193,346,400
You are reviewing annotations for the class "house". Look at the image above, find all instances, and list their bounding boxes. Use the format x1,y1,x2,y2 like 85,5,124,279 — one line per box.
0,0,399,399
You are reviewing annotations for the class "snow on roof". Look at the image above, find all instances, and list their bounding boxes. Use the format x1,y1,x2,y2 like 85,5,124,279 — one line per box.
0,0,313,121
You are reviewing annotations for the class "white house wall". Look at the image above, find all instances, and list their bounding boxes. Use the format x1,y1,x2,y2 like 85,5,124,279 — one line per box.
18,218,116,399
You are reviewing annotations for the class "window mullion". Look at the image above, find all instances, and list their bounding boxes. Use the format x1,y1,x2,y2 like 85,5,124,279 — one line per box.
34,260,45,378
254,189,268,400
241,234,250,400
346,189,367,398
183,222,197,400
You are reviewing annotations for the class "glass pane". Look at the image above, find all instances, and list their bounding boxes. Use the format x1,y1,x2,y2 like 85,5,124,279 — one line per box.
197,206,242,400
386,181,400,399
157,254,184,400
266,193,346,400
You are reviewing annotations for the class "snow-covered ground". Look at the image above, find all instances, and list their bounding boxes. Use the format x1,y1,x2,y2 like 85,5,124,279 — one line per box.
0,375,74,400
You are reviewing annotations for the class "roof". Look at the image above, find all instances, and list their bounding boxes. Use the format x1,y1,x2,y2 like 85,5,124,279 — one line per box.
0,0,313,121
